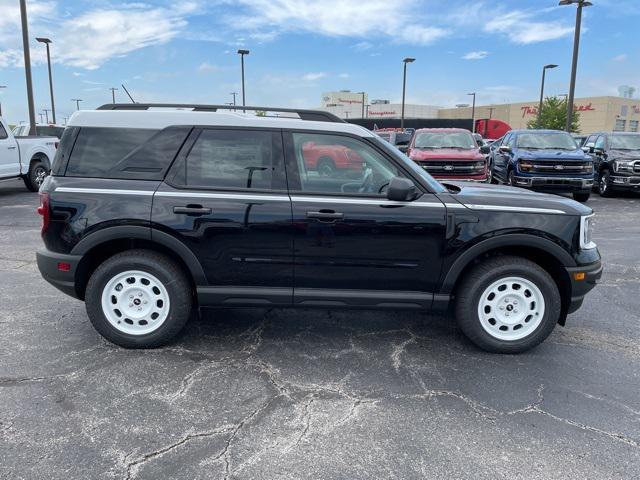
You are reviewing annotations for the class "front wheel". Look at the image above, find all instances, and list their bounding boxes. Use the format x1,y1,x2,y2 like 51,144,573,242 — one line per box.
597,170,613,197
573,191,591,203
85,249,192,348
455,256,561,353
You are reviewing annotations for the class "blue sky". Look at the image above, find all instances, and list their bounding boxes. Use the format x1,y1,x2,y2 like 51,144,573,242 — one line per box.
0,0,639,124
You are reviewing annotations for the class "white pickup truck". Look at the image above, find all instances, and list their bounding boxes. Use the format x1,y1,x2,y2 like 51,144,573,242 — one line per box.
0,117,58,191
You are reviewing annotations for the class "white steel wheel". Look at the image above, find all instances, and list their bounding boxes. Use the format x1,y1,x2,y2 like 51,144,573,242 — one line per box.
100,270,170,335
477,276,545,341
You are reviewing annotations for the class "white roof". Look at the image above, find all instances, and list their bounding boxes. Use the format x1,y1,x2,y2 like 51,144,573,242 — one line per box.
67,110,374,137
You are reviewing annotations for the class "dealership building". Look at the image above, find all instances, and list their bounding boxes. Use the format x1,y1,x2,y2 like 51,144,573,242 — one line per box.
320,90,440,120
438,96,640,134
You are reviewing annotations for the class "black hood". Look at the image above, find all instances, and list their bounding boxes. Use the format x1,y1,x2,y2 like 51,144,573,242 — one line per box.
609,149,640,161
441,181,592,216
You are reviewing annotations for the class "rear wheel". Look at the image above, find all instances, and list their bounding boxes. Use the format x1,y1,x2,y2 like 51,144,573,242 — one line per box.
455,256,561,353
23,159,48,192
487,162,497,184
85,249,192,348
597,170,613,197
572,191,590,202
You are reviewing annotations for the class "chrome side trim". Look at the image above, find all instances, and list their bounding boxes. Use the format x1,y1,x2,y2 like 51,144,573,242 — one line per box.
291,196,445,208
55,187,154,196
464,204,566,214
155,191,290,202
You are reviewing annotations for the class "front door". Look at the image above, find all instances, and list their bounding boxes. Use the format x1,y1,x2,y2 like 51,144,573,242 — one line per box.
153,127,294,306
284,131,447,309
0,122,20,178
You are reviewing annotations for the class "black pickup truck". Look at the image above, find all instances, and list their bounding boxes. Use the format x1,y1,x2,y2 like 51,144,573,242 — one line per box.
582,132,640,196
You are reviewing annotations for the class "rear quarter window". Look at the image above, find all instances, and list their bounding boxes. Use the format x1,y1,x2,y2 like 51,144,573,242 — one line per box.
64,127,191,180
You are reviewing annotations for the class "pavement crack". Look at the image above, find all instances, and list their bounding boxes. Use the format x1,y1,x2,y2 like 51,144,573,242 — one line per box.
391,330,417,371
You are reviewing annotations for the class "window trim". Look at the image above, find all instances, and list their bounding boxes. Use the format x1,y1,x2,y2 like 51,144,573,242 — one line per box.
282,128,431,198
164,126,288,193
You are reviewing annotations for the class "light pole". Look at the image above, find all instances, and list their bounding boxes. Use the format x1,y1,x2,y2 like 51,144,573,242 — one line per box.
237,49,250,112
72,98,83,111
537,64,558,128
0,86,6,117
42,109,50,124
38,112,44,123
36,37,56,124
358,91,366,118
468,92,476,133
401,57,415,130
20,0,37,135
230,92,238,111
109,87,118,104
560,0,592,132
488,107,495,119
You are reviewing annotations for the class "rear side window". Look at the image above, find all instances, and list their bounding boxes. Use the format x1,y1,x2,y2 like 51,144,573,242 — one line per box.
171,129,283,191
0,123,7,140
65,127,190,180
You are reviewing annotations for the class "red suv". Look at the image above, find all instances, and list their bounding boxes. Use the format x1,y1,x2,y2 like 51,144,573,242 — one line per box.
302,140,363,176
407,128,490,182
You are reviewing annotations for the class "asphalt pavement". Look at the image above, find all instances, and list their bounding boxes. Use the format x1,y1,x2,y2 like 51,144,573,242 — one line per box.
1,178,639,479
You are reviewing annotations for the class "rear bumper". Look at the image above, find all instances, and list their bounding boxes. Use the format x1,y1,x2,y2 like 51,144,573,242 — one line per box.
565,259,603,315
514,175,593,191
36,248,82,299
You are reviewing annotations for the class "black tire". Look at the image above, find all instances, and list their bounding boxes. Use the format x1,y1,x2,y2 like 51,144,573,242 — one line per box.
85,249,192,348
572,191,591,203
23,159,49,192
507,169,516,187
455,256,561,354
317,157,336,176
488,162,498,184
597,170,613,197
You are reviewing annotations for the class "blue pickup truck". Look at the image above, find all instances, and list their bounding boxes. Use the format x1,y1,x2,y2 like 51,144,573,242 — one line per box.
489,129,593,202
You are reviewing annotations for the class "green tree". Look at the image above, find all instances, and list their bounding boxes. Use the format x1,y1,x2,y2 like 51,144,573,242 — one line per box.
527,96,580,132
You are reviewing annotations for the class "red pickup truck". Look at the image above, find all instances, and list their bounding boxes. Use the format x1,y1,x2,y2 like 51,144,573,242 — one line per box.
407,128,490,182
302,141,364,176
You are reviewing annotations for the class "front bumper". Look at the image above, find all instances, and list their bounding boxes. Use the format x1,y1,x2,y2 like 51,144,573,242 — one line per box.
513,175,593,191
36,248,82,299
610,175,640,190
565,258,603,315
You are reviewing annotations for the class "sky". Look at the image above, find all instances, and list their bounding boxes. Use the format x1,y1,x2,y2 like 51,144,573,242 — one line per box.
0,0,639,124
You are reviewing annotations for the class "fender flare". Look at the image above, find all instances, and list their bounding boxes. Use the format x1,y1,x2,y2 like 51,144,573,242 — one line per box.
71,225,207,285
439,233,575,295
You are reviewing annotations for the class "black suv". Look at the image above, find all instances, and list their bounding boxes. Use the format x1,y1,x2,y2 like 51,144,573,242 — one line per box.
36,104,602,353
582,132,640,196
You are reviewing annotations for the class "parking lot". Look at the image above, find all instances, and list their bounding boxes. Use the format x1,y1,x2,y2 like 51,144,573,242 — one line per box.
1,178,639,479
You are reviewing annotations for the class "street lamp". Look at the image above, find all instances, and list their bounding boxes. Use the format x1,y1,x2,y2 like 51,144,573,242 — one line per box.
401,57,415,129
109,87,118,104
35,37,56,124
237,49,250,112
72,98,83,111
20,0,37,135
230,92,238,111
0,86,6,117
468,92,476,133
357,91,366,119
559,0,592,132
42,108,50,124
537,64,558,127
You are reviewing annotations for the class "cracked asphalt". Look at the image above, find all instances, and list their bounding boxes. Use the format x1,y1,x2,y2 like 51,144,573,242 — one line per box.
1,178,639,479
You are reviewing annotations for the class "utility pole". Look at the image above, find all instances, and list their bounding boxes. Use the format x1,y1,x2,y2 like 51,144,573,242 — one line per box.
468,92,477,133
230,92,237,111
72,98,83,111
43,109,50,124
109,87,118,104
20,0,37,135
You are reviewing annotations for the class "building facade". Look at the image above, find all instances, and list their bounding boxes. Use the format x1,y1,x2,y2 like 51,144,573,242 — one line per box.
320,90,439,120
438,96,640,134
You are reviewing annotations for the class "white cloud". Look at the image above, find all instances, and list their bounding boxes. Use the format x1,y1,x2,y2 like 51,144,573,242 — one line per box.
197,62,222,73
612,54,627,62
352,41,373,51
463,50,489,60
339,73,350,79
302,72,327,81
484,11,573,44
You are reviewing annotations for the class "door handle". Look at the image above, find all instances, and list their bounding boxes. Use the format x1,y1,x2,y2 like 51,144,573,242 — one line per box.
7,146,17,150
306,210,344,221
173,205,212,215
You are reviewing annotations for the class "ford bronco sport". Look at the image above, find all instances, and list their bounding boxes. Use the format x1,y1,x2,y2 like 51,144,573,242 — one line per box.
36,104,602,353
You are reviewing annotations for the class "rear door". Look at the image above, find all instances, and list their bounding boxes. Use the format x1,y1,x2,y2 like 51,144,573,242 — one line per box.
0,121,20,178
153,127,294,306
284,130,447,309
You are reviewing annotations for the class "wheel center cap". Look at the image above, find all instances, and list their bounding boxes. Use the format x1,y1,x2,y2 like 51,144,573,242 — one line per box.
133,298,141,306
506,304,514,311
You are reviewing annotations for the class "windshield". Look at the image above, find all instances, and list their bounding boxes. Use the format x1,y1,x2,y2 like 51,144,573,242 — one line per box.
371,136,446,193
610,135,640,150
516,132,577,150
414,131,476,149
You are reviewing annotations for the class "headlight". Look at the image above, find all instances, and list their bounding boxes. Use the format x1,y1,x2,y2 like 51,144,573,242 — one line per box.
519,160,533,171
582,162,593,172
579,214,596,249
613,160,633,173
473,161,485,169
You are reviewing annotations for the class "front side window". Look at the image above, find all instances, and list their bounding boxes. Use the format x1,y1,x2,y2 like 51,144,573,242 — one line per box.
175,129,278,190
516,132,577,150
584,135,598,148
594,136,606,150
0,123,7,140
291,132,402,195
413,131,476,150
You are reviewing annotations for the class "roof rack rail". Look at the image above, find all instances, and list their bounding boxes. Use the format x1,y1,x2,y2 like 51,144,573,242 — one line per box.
96,103,345,123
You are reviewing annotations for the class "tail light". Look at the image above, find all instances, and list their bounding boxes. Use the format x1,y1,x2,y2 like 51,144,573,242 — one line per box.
37,192,50,234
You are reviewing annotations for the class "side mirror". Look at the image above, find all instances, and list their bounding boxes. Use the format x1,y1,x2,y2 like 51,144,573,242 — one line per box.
480,145,490,154
397,145,409,154
594,148,604,155
581,146,590,153
387,176,417,202
499,145,512,153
